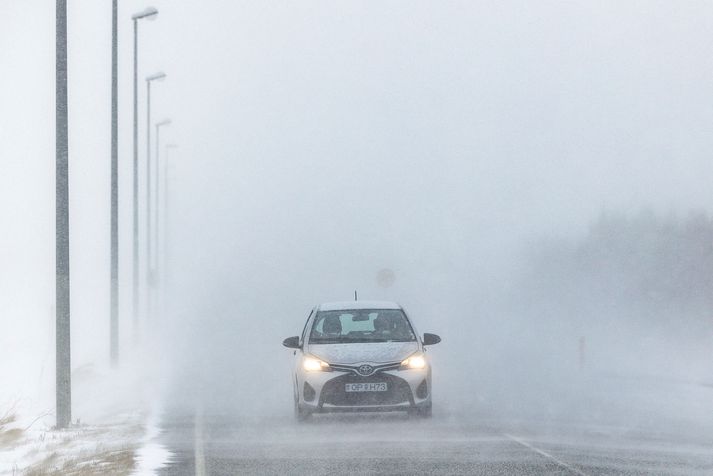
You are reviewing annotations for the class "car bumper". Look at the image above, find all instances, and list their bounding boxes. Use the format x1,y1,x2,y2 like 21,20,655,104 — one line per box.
297,368,431,413
303,401,431,413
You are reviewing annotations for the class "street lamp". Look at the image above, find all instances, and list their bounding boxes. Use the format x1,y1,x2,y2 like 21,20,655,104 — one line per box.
152,118,171,286
145,71,166,293
146,119,171,324
162,144,178,271
161,143,178,320
131,6,158,342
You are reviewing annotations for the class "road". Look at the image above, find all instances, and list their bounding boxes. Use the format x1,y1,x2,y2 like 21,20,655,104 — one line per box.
152,336,713,476
155,406,713,475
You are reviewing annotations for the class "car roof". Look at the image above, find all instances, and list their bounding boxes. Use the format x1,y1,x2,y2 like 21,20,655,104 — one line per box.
318,301,402,312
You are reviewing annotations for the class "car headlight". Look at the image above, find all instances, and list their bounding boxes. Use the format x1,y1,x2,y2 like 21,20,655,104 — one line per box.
400,352,426,370
303,356,331,372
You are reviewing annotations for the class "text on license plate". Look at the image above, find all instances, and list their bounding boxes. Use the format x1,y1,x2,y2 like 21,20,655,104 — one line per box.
345,382,388,392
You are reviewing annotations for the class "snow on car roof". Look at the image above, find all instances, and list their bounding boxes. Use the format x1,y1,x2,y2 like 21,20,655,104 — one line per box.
318,301,402,311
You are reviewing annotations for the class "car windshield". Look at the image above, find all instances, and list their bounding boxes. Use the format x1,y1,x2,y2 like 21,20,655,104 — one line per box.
309,309,416,344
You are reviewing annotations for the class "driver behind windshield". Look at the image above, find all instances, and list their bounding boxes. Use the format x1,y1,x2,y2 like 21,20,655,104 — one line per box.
373,313,412,341
310,310,415,343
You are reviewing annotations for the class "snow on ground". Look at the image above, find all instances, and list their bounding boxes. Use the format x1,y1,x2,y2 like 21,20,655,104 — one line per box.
1,412,141,475
130,408,172,476
0,349,171,475
0,405,170,476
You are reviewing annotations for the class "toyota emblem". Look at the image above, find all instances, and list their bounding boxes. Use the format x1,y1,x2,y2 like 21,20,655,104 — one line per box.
357,364,375,376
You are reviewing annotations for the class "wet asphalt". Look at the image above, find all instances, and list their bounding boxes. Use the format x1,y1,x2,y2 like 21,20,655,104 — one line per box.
156,409,713,475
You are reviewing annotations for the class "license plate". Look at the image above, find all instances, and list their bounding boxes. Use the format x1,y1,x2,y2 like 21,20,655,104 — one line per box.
345,382,387,392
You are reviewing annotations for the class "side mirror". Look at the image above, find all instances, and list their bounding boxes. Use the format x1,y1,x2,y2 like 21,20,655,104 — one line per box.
423,333,441,346
282,336,300,349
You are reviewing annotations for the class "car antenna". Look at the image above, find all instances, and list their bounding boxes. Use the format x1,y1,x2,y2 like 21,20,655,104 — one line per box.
354,290,358,301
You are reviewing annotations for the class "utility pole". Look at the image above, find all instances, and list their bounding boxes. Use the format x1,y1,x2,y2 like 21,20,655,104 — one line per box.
110,0,119,366
56,0,71,429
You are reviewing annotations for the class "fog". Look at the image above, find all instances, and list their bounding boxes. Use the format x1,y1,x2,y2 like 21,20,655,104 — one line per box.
157,0,713,418
3,1,713,471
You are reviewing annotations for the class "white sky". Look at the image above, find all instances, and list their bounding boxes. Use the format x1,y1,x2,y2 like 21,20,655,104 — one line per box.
3,0,713,404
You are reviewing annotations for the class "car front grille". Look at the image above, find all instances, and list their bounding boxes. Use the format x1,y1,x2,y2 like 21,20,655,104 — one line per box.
320,373,412,407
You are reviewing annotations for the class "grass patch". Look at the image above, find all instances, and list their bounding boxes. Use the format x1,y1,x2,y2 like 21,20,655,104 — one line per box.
0,427,24,446
0,408,24,447
0,411,16,428
24,446,136,476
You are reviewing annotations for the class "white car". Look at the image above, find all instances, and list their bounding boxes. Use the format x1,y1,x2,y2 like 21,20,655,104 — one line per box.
282,301,441,420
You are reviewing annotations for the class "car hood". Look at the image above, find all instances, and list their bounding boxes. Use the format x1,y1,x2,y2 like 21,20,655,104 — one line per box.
307,341,419,365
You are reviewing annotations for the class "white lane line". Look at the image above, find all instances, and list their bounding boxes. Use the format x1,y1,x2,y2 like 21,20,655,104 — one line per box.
194,405,207,476
503,433,589,476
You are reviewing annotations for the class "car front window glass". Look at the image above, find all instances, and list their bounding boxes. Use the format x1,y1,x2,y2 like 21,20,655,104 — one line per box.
310,310,416,343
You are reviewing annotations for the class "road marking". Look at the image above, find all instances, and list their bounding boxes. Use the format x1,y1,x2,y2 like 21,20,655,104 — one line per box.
194,405,207,476
504,433,589,476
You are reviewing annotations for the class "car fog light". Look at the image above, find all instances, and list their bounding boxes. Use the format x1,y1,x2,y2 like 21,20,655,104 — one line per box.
416,379,429,398
303,382,316,401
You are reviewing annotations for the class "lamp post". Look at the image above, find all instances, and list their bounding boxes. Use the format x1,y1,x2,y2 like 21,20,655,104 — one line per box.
131,6,158,342
145,72,166,297
146,119,170,325
153,119,171,287
161,143,178,320
163,144,178,277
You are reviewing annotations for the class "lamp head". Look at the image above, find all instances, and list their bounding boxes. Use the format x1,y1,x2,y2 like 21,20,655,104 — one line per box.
132,7,158,21
146,72,167,82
